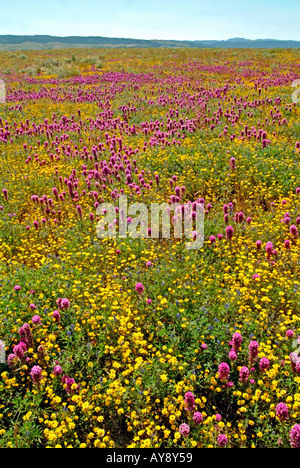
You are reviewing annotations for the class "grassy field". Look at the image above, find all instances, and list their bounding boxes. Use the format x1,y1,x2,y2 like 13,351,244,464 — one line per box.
0,47,300,448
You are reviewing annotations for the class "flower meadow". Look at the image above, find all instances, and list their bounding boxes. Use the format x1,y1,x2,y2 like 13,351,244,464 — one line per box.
0,47,300,448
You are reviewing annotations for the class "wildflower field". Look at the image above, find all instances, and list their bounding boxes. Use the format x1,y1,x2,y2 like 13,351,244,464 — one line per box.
1,47,300,448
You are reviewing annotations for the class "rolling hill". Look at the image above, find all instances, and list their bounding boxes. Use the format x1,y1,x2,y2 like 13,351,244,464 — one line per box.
0,35,299,51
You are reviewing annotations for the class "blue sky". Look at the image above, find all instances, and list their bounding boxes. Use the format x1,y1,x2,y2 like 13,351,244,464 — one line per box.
0,0,299,41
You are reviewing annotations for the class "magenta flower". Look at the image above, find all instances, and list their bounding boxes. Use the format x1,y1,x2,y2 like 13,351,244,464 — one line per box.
32,315,41,325
2,189,8,201
62,375,78,393
61,298,70,309
275,402,289,421
232,332,242,351
218,362,230,381
13,344,25,360
225,225,234,241
193,412,203,425
290,424,300,448
52,310,61,322
249,340,259,362
228,349,237,361
175,186,181,196
239,366,250,383
135,282,145,295
14,285,21,291
259,357,270,372
7,354,18,368
76,205,83,218
57,298,70,309
52,187,58,199
290,352,300,372
265,241,273,255
179,423,190,437
184,392,195,411
191,230,198,241
237,211,244,223
18,323,33,347
290,225,299,238
229,157,236,170
184,392,194,403
30,365,43,384
217,434,228,447
53,365,63,376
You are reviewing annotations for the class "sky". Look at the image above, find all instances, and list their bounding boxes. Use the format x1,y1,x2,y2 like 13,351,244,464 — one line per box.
0,0,299,41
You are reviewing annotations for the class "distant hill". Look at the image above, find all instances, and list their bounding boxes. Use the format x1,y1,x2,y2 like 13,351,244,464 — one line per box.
0,35,299,51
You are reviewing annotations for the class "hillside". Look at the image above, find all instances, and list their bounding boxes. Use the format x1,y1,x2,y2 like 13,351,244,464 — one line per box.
0,35,299,50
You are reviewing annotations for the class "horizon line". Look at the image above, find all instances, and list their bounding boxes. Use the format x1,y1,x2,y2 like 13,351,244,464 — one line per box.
0,34,300,42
